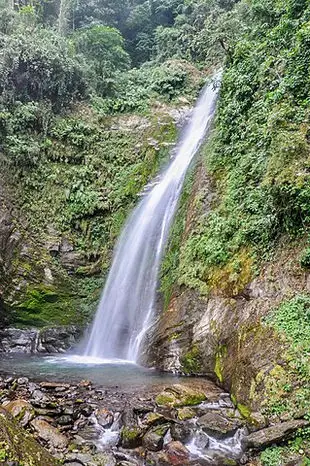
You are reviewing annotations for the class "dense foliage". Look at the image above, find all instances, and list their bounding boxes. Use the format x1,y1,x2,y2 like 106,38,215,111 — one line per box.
161,0,310,296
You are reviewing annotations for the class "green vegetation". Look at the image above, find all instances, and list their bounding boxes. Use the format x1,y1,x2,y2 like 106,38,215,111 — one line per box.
262,295,310,420
164,0,310,296
181,345,202,374
2,0,232,325
14,285,78,327
260,433,310,466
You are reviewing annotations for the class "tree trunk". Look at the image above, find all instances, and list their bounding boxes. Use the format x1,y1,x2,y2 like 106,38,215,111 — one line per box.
58,0,71,35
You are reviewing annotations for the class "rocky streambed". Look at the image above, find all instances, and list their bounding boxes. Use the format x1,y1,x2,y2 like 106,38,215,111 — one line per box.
0,374,307,465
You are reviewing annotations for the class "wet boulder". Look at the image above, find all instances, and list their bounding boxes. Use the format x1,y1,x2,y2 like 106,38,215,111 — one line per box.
95,407,114,428
142,424,170,451
198,411,242,439
164,441,190,465
120,426,144,449
170,422,192,443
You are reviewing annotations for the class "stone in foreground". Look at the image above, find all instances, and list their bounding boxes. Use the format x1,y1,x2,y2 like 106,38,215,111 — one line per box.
243,419,309,449
0,408,58,465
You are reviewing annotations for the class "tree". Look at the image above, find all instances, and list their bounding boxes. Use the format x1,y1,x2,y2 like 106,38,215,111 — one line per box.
73,25,130,95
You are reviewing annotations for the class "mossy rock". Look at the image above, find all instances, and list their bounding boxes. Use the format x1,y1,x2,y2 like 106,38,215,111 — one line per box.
120,426,144,449
177,407,196,421
0,408,59,465
156,384,206,408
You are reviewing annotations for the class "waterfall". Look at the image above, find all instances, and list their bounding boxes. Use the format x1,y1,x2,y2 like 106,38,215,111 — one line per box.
82,75,221,362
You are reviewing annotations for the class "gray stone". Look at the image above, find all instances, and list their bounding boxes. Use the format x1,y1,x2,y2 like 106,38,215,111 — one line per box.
243,419,310,449
0,326,81,354
170,423,192,443
198,411,242,439
31,418,69,449
17,377,29,385
142,426,169,451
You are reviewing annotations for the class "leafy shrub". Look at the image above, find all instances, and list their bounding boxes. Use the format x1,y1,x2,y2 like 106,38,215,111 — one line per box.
0,27,87,109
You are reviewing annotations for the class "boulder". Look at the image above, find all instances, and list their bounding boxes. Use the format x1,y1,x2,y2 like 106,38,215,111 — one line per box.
164,441,190,465
155,384,206,408
170,422,192,443
96,407,114,428
242,419,310,450
38,326,81,353
31,418,69,449
0,328,37,353
177,407,195,421
0,326,81,354
120,426,144,449
142,425,170,452
143,412,166,427
198,411,242,439
3,399,34,427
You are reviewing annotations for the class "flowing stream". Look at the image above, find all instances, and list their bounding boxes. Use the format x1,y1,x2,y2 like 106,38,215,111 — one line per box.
82,75,221,362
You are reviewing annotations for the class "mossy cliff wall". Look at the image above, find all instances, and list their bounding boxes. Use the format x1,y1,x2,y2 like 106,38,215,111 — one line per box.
0,107,184,329
143,2,310,421
142,160,310,419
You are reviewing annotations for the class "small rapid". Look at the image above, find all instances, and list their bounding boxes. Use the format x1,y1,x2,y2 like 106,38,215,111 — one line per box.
82,74,221,362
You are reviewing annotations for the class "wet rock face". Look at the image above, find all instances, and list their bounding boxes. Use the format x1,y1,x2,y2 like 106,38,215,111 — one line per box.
0,325,81,353
141,160,310,414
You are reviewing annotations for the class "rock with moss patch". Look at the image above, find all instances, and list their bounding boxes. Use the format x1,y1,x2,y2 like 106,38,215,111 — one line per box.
0,408,58,465
120,426,144,449
177,407,195,421
156,384,206,408
142,425,170,451
3,399,35,427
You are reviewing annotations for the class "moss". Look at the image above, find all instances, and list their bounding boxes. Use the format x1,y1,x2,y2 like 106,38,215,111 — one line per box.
180,393,206,406
156,387,206,407
168,332,181,342
177,407,195,421
207,248,254,296
121,426,140,441
155,393,176,406
14,284,79,328
0,409,59,465
214,344,227,383
260,295,310,420
121,426,143,448
237,403,252,421
180,345,202,375
154,425,169,436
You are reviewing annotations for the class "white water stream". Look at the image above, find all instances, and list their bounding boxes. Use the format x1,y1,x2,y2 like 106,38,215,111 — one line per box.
81,75,221,362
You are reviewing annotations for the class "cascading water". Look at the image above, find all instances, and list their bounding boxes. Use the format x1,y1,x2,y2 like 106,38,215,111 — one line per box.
82,75,221,362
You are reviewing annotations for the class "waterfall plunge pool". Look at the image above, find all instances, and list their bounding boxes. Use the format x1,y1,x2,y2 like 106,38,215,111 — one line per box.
0,353,196,390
